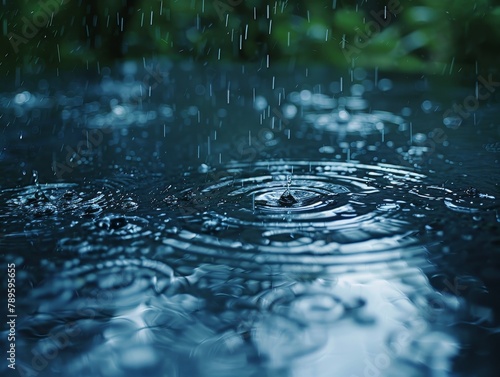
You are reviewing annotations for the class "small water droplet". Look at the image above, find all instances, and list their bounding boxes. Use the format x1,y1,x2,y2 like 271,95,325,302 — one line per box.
278,190,298,207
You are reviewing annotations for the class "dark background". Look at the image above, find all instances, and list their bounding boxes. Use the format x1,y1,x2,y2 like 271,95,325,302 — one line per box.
2,0,500,78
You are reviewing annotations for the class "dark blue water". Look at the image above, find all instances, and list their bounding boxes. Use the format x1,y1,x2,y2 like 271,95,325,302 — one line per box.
1,62,499,377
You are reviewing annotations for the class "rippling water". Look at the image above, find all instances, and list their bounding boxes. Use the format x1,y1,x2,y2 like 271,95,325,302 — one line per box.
1,63,499,377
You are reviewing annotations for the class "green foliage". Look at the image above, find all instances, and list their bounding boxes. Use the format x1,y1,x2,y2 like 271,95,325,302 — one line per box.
1,0,499,75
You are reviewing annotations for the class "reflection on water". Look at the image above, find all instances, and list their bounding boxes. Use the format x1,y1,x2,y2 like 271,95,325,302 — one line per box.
0,63,499,377
161,161,430,280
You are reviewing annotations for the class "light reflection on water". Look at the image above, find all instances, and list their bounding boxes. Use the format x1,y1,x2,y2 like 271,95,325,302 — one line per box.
0,160,465,377
0,64,499,377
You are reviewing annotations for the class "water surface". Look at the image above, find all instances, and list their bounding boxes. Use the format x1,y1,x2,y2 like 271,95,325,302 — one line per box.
1,62,499,377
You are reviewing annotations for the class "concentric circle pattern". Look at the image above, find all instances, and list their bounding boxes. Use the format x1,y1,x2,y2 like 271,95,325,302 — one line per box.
162,160,432,280
1,63,499,377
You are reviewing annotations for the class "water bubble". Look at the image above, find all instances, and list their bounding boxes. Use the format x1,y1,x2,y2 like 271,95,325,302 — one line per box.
282,103,298,118
443,116,462,128
413,133,427,144
421,100,433,113
300,90,312,102
14,91,31,105
254,95,268,111
378,78,393,91
338,109,350,122
350,84,365,97
112,104,127,117
353,68,368,81
319,146,335,154
198,164,210,173
159,105,174,118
